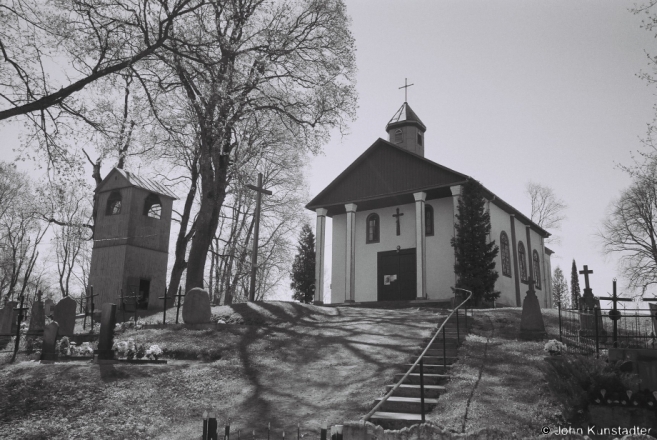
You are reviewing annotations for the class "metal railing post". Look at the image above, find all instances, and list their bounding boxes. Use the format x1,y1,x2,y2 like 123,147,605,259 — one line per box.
456,308,460,343
594,307,600,359
558,301,562,343
442,325,447,371
419,357,425,423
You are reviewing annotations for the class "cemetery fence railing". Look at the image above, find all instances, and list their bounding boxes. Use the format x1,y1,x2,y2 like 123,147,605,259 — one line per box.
361,288,473,423
200,415,343,440
557,304,657,358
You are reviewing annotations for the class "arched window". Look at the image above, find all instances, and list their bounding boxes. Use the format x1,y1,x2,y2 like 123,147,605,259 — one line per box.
143,194,162,219
394,129,403,143
425,205,434,236
518,241,528,283
105,191,122,215
500,232,511,277
533,251,541,289
366,213,379,243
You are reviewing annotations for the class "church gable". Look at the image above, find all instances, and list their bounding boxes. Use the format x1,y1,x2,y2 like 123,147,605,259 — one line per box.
307,139,467,213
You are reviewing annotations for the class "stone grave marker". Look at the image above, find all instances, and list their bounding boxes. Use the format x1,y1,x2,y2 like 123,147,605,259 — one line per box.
40,322,59,363
519,278,546,340
28,290,45,335
182,288,212,324
97,303,117,362
53,296,77,337
0,300,18,336
577,265,605,340
44,299,55,318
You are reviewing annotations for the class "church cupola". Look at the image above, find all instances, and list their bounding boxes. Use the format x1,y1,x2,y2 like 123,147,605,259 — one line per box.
386,102,427,157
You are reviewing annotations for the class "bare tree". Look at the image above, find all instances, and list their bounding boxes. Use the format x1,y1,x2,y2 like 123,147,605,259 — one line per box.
525,181,567,242
136,0,356,291
600,159,657,291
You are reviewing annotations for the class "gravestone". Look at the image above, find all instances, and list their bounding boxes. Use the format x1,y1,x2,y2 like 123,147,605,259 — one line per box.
97,303,117,362
44,299,55,318
519,278,546,340
182,288,212,324
28,291,45,335
53,296,77,337
0,300,18,336
577,265,605,340
40,322,59,363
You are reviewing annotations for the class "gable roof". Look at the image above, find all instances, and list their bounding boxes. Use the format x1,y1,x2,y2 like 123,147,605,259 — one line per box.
96,168,177,199
306,138,549,237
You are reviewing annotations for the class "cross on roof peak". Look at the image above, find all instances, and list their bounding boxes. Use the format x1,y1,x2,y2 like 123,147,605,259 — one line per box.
399,78,414,103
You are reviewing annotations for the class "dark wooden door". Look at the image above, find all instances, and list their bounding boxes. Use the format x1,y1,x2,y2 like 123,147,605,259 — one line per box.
377,249,416,301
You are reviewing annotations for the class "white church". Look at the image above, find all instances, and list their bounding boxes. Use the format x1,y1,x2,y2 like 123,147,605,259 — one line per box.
306,102,554,308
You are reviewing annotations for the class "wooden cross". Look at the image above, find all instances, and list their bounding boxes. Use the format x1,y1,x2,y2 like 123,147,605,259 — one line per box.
599,279,632,347
174,286,185,324
10,295,29,363
579,265,594,290
158,287,170,325
392,208,404,236
399,78,414,102
83,285,99,331
246,172,273,302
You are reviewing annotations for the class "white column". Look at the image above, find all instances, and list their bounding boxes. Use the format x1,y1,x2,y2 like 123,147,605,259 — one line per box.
414,192,427,299
314,208,328,304
344,203,357,303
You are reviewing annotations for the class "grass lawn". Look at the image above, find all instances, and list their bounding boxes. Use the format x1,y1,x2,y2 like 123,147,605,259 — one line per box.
0,302,443,440
429,307,578,437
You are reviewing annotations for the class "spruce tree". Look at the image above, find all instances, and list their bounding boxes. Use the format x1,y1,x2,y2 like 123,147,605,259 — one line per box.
290,224,316,304
570,259,581,310
451,179,500,306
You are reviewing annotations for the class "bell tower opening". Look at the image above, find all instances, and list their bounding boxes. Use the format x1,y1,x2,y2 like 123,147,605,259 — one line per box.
386,102,427,156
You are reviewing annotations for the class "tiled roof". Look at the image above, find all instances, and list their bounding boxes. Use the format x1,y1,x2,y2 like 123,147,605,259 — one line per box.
386,102,426,131
114,168,177,199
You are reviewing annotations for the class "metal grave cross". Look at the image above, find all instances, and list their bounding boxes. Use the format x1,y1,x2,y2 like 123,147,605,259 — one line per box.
399,78,414,102
599,279,632,347
83,285,99,331
392,208,404,236
173,286,185,324
158,287,170,325
246,172,273,302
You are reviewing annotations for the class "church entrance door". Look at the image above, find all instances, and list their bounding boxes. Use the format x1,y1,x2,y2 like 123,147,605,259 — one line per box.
377,249,416,301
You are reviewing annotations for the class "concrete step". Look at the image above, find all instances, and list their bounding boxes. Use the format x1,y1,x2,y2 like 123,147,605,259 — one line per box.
395,372,450,385
370,411,423,423
417,356,458,365
376,396,439,413
420,348,459,357
386,383,446,398
403,363,452,374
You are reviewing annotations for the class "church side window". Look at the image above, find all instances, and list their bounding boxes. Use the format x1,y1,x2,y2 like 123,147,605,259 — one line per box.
366,213,380,243
394,129,403,144
144,194,162,219
518,241,528,283
105,191,122,216
533,251,541,289
425,205,434,236
500,232,511,277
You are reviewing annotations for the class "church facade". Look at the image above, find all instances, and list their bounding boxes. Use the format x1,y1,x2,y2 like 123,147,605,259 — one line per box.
306,103,553,307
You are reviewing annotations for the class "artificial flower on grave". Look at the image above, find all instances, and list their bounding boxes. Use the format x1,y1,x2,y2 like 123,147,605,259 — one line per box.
126,338,137,360
145,345,163,360
113,340,128,357
543,339,566,356
58,336,70,356
136,344,146,359
79,342,94,356
68,342,78,356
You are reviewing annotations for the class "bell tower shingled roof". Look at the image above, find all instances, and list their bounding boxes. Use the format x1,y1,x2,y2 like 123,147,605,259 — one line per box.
385,102,427,156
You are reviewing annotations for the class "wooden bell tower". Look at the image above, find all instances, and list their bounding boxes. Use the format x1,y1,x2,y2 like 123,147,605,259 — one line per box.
88,168,177,311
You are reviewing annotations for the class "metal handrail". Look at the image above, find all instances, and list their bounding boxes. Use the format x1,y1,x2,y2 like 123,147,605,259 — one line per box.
362,288,473,421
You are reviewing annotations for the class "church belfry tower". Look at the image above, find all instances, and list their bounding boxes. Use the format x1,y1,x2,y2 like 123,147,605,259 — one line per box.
386,102,427,157
89,168,177,312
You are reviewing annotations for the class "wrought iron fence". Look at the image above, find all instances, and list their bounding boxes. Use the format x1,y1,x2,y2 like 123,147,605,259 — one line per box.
200,417,343,440
557,303,657,357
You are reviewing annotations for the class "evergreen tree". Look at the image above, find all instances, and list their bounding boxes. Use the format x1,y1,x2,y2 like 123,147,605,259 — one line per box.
451,179,500,306
552,266,569,308
290,224,316,304
570,259,581,309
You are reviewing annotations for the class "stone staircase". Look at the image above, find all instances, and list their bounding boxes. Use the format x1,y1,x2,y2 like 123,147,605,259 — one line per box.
369,311,468,426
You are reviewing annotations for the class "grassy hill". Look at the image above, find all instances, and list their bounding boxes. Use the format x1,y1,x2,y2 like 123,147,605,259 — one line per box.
0,302,443,440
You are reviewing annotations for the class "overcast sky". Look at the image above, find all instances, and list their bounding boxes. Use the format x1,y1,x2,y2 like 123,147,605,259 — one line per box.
2,0,657,307
306,0,657,306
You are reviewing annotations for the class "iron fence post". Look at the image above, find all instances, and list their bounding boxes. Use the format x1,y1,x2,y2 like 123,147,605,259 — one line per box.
558,301,562,342
594,307,600,359
420,357,425,423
